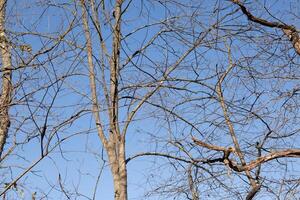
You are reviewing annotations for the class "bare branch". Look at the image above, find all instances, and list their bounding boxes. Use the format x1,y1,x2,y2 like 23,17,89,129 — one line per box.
231,0,300,55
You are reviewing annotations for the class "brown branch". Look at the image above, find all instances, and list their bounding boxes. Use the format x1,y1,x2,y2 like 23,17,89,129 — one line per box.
126,143,300,175
187,164,199,200
192,137,241,171
80,0,108,148
192,137,227,152
231,0,300,55
246,184,261,200
89,0,111,112
244,149,300,171
215,41,257,188
193,137,300,173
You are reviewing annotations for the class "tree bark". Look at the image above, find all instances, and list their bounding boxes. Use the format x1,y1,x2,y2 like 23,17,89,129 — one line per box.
108,1,127,198
0,0,12,158
108,140,127,200
80,0,127,199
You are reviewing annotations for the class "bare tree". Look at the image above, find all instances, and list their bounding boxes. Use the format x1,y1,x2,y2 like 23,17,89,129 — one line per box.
76,0,300,199
78,0,221,199
0,1,89,199
123,1,300,199
0,1,300,200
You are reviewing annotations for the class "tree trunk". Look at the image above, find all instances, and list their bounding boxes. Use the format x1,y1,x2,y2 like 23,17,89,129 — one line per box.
0,0,12,158
80,0,127,199
107,138,128,200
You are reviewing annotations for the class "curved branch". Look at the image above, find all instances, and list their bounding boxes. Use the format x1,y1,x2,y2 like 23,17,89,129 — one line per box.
244,149,300,171
231,0,300,55
126,152,193,164
194,137,300,172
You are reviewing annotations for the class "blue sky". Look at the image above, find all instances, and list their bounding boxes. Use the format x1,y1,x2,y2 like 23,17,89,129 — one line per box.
1,0,300,199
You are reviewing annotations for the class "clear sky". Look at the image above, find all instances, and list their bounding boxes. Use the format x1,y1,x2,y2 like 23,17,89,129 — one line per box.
1,0,300,200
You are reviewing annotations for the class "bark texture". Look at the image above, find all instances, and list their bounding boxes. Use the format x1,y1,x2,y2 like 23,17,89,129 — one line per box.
0,0,12,158
80,0,127,199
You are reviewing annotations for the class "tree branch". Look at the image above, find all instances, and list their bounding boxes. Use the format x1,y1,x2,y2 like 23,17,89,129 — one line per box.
231,0,300,55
